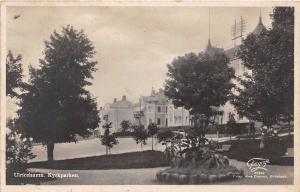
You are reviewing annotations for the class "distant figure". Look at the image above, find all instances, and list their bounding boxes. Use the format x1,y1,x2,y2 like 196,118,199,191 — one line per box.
14,15,21,20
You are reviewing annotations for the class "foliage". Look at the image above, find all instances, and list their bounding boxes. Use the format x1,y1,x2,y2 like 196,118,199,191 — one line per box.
6,50,23,98
164,52,234,118
120,120,131,133
6,119,35,165
161,127,229,169
231,7,294,128
163,43,234,169
101,119,118,155
132,125,148,150
16,26,100,161
148,122,159,137
160,131,183,166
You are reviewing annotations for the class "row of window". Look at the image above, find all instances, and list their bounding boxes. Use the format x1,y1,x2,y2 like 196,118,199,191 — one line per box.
149,116,189,126
147,105,168,113
149,118,163,125
147,105,181,113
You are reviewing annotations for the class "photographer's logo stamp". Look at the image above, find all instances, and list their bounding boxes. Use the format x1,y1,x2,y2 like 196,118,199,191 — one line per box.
247,158,270,174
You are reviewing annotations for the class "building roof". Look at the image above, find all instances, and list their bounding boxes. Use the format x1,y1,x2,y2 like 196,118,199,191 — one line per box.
109,96,133,109
205,39,224,57
141,89,168,105
224,16,266,60
252,16,266,35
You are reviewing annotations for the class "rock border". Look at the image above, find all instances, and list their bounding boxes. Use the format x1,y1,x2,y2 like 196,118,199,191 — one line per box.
156,169,244,184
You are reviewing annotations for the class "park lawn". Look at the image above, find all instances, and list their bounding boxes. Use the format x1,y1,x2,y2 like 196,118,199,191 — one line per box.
26,150,169,170
221,135,293,165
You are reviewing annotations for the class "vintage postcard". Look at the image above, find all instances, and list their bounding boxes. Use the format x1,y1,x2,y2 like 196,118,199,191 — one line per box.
0,1,299,192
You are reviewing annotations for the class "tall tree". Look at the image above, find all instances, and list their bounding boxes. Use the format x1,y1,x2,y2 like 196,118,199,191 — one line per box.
164,52,234,135
232,7,294,131
147,122,159,151
101,118,118,155
6,50,23,98
17,26,100,161
132,125,148,151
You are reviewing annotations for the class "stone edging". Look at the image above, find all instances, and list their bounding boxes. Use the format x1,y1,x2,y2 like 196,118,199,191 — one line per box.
156,169,244,184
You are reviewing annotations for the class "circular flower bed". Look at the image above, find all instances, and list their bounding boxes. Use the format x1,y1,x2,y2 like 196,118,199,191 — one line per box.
156,166,244,184
157,126,245,184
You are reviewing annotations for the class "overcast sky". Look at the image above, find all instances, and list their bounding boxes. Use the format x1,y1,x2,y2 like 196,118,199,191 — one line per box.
7,6,273,114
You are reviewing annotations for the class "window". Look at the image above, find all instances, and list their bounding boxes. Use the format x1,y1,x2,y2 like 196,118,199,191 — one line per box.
158,106,161,113
166,107,168,113
157,118,161,125
166,118,168,127
149,119,152,123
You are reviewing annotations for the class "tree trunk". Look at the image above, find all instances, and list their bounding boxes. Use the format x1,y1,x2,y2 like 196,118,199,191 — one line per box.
47,141,55,162
288,115,291,135
141,143,143,151
152,136,154,151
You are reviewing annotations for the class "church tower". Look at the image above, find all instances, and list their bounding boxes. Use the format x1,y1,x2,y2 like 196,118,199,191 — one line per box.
205,8,224,57
252,10,266,35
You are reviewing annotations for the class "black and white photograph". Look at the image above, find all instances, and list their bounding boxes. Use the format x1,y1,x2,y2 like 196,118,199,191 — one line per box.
2,2,295,188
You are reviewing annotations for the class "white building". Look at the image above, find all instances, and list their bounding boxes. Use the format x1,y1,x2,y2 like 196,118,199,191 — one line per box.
101,96,134,132
134,89,191,128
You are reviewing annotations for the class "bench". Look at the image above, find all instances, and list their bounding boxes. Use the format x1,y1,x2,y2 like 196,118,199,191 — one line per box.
216,144,232,152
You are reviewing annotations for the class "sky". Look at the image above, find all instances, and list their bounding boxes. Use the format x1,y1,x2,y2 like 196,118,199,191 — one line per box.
6,6,273,115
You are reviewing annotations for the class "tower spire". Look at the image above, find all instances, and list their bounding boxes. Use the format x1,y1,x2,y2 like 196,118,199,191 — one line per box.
209,7,211,40
259,8,262,23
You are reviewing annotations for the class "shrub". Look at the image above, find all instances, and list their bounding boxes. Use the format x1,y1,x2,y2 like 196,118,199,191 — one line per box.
6,128,36,171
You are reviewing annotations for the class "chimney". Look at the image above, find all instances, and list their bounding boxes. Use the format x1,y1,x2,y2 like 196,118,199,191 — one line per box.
122,95,126,100
113,98,117,103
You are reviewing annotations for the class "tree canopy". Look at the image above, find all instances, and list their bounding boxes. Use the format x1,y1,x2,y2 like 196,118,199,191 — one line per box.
120,120,131,133
164,52,235,117
16,26,100,160
231,7,294,127
6,50,23,98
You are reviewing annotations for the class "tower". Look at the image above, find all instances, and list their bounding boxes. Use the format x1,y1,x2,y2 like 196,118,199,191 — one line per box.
252,8,266,35
205,8,224,57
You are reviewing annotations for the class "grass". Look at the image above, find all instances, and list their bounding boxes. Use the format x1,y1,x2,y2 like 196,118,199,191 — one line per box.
221,135,293,165
26,150,169,170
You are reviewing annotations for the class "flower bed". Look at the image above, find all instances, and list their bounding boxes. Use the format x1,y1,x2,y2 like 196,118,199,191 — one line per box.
156,166,244,184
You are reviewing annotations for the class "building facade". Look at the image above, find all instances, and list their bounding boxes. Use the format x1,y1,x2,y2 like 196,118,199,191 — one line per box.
134,89,191,128
100,96,135,133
